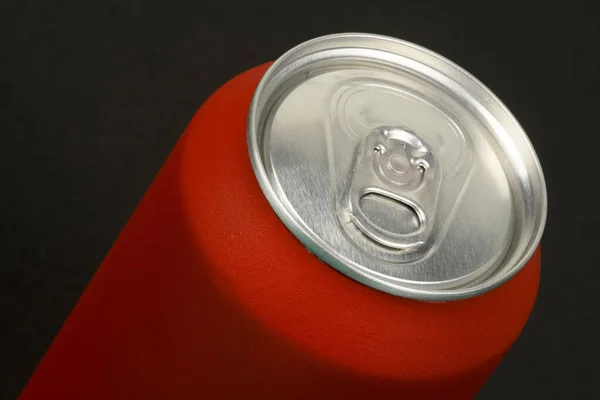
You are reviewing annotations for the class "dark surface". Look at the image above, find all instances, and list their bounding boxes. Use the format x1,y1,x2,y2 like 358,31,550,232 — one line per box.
1,1,598,398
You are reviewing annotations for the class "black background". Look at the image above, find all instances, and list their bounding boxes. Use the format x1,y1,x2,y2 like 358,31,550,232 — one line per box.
1,1,598,399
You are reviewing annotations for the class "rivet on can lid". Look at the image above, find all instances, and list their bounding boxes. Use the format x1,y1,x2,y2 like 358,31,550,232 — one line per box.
247,33,547,300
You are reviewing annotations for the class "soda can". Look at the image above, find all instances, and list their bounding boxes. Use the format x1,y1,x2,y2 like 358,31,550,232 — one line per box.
20,33,547,400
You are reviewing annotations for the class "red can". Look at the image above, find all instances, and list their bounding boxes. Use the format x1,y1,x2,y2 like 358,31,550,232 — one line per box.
20,34,546,399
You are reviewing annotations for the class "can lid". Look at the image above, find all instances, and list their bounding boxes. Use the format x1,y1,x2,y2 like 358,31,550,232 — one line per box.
247,33,547,300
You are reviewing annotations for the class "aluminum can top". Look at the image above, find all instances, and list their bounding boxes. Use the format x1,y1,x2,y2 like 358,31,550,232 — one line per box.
247,33,547,300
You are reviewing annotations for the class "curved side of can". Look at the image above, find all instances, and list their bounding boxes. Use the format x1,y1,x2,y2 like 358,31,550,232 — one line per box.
19,63,541,400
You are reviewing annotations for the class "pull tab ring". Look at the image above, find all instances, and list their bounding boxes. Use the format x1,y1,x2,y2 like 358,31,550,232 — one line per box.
346,126,441,251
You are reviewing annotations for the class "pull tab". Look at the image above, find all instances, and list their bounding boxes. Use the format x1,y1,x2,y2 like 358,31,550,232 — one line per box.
346,126,441,251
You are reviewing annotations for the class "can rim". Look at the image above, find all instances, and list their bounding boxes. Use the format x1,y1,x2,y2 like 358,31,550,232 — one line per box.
247,33,547,300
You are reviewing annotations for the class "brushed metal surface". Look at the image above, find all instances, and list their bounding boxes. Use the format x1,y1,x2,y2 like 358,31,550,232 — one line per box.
248,33,547,300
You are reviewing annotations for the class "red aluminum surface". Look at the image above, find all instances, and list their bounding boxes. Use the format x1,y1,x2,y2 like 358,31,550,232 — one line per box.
20,63,540,400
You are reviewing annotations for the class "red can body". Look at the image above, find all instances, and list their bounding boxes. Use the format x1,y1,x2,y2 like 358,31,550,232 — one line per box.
20,63,540,400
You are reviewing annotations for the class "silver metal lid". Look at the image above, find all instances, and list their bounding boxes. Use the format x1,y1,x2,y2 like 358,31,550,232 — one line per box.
247,33,547,301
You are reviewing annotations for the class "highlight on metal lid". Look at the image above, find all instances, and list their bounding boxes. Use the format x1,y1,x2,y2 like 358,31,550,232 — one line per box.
247,33,547,301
